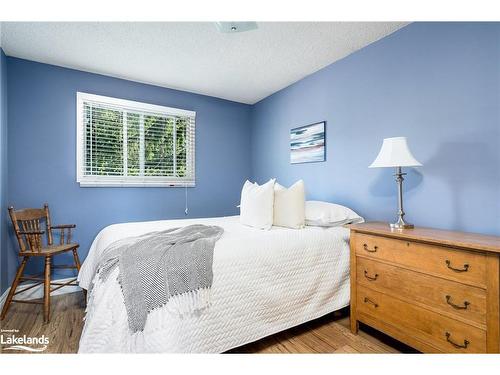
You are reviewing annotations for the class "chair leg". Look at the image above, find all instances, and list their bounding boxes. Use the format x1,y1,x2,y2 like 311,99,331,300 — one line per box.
72,248,81,272
1,257,28,320
44,256,51,323
72,249,86,304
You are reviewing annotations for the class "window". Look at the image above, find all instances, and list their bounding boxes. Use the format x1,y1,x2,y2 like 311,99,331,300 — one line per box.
76,92,195,187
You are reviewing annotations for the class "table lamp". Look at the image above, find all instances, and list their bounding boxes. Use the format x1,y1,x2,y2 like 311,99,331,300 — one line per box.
369,137,422,229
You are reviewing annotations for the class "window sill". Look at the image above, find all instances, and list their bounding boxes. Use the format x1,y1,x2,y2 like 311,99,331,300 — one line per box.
78,181,195,188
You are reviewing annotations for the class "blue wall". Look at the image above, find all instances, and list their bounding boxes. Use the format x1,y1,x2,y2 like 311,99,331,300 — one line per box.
0,48,8,294
251,22,500,236
5,58,251,288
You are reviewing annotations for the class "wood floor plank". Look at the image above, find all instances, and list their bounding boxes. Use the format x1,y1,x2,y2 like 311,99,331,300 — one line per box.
1,293,409,354
334,345,359,353
288,330,338,353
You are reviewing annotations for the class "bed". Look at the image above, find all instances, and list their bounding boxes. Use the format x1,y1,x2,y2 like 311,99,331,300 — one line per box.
77,215,351,353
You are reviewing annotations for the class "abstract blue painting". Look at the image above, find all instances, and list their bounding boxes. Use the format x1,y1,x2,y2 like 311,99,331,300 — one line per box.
290,121,325,164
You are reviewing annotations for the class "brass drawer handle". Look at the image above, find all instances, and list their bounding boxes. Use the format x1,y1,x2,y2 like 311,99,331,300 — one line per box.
445,260,469,272
364,297,378,308
364,270,379,281
446,295,470,310
445,332,469,349
363,244,378,253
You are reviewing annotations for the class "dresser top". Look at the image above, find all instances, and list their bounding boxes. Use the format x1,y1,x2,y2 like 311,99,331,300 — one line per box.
349,222,500,253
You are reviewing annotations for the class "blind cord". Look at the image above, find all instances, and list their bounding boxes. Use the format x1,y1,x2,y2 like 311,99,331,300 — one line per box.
185,184,189,215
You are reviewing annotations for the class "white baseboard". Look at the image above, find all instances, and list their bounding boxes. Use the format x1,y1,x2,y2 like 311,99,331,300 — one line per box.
0,277,82,311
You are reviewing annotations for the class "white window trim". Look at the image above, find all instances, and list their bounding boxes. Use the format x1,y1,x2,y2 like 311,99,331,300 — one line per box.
76,92,196,187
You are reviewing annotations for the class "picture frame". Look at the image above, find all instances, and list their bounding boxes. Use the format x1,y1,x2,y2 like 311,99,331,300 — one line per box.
290,121,326,164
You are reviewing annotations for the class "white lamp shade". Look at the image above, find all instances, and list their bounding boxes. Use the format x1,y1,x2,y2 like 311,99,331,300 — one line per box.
369,137,422,168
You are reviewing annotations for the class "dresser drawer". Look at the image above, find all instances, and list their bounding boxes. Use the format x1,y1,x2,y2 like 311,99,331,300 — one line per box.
356,285,486,353
353,233,487,287
357,257,487,326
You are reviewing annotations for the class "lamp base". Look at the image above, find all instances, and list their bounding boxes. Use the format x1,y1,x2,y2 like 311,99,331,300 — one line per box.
390,216,414,230
390,222,414,230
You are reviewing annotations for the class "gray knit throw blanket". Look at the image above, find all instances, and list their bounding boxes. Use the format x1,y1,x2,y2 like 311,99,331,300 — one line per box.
93,224,224,333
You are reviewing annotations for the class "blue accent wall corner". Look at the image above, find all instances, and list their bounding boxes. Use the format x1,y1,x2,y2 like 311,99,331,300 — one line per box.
251,22,500,236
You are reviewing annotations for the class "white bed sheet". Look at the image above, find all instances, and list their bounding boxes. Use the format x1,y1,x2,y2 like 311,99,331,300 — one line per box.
77,215,351,353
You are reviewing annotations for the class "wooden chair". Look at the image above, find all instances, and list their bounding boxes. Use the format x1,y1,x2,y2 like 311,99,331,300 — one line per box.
1,203,83,323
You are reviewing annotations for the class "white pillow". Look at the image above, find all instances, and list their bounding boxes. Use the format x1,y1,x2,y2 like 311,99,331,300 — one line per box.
240,179,275,230
273,180,305,229
305,201,364,227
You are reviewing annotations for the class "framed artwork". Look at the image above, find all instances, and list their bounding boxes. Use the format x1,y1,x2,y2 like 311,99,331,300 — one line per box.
290,121,326,164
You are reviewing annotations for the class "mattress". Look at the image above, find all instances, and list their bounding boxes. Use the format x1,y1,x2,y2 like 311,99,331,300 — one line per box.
77,215,351,353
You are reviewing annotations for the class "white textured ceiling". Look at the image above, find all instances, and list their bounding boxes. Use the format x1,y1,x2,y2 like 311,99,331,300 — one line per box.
1,22,407,104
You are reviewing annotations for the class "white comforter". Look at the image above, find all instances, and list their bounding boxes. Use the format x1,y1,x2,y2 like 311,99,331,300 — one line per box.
78,216,351,353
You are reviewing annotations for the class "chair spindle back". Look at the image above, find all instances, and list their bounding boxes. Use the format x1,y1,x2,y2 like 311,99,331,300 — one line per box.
8,204,53,253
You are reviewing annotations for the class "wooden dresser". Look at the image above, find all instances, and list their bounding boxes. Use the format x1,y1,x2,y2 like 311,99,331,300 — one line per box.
349,222,500,353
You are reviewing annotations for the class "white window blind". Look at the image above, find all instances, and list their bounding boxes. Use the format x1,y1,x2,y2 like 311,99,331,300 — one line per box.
76,92,195,187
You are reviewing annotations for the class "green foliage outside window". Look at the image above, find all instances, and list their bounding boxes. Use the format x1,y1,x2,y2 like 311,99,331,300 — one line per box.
84,104,189,178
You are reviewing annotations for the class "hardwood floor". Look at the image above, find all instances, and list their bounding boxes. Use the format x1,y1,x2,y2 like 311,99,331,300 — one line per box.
0,292,86,354
0,292,416,354
229,309,416,354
